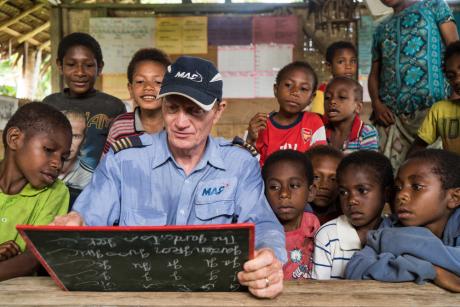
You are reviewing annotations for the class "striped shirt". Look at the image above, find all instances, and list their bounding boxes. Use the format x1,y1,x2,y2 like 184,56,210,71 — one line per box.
311,215,361,280
102,108,144,156
324,115,379,154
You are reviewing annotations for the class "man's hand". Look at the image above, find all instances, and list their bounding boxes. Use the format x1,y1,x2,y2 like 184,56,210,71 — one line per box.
237,248,283,299
372,100,395,127
247,113,268,145
0,241,20,261
49,211,85,226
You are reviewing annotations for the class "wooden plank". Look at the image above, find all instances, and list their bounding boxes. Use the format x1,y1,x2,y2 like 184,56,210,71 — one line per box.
17,21,50,44
0,3,46,33
0,278,459,306
0,0,8,7
1,27,41,46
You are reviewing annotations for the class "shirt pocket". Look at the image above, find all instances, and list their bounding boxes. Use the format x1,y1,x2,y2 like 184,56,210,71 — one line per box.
194,177,237,221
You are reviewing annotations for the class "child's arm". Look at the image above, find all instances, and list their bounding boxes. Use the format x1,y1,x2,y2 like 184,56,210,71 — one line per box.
0,240,20,261
368,60,395,127
311,232,333,280
0,250,39,281
439,19,459,46
246,113,268,145
434,265,460,293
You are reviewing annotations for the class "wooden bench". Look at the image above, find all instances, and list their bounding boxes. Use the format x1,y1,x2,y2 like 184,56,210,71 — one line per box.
0,277,459,306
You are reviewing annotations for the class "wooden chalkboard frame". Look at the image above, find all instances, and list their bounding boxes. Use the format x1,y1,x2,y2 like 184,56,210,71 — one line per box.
17,224,255,292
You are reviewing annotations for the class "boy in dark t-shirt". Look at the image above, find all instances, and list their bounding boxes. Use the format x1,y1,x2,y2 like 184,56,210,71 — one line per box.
44,32,126,172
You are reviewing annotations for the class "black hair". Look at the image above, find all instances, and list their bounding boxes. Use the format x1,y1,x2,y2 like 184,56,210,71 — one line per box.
262,149,314,185
406,149,460,190
445,40,460,64
57,32,103,66
305,144,344,161
275,61,318,92
325,41,357,64
2,102,72,150
127,48,171,84
326,76,363,102
337,150,394,190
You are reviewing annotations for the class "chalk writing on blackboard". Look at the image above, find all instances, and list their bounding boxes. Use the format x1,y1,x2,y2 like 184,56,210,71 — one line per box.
18,224,254,292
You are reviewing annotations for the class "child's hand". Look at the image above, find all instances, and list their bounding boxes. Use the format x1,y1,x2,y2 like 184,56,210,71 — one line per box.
49,211,85,226
434,265,460,293
372,101,395,127
0,241,21,261
247,113,268,144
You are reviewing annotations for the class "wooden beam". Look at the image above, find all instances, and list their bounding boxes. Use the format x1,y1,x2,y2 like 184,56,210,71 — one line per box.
17,21,50,44
0,0,9,7
1,28,50,52
0,3,45,33
38,40,50,51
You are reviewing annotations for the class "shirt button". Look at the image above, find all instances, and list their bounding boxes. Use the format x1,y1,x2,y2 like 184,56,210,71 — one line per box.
180,210,185,215
1,217,7,223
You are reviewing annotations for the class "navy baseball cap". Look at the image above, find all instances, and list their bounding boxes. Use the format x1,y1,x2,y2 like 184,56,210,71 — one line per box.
158,56,223,111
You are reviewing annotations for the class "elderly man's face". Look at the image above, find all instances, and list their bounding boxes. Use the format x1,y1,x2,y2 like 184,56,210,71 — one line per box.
162,95,226,154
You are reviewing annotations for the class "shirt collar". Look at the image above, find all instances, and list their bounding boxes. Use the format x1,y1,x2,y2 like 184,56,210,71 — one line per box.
336,215,361,250
63,88,97,98
19,183,48,197
151,131,226,171
134,107,145,132
324,114,364,142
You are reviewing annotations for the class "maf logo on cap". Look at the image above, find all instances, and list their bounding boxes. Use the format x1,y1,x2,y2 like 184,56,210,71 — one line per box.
174,71,203,82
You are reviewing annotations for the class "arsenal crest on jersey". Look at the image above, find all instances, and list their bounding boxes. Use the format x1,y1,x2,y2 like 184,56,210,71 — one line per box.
301,128,312,143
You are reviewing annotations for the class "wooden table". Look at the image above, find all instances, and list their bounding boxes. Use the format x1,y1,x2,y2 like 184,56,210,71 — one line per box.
0,277,458,306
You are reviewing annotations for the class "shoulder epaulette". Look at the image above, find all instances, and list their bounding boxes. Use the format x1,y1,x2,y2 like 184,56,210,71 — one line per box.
231,136,258,157
111,135,144,154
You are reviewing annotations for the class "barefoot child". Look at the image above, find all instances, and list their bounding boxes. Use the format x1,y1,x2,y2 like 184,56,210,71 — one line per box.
305,145,344,224
262,150,320,280
0,103,72,281
312,151,394,279
346,149,460,292
323,77,378,153
103,48,171,155
247,61,327,166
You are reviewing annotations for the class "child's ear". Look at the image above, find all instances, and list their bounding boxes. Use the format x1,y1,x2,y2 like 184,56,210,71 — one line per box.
56,59,63,75
97,61,104,76
326,62,332,74
6,127,24,151
273,83,278,98
354,100,363,115
447,187,460,210
307,184,317,203
127,82,134,99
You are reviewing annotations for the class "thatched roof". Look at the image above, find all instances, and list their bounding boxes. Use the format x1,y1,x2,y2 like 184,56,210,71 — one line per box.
0,0,50,59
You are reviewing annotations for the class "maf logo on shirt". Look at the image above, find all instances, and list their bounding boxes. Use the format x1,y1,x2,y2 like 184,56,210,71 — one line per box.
301,128,312,143
195,178,237,203
202,184,227,196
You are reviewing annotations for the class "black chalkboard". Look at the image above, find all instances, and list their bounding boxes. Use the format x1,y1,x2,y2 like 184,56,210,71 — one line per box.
17,224,254,292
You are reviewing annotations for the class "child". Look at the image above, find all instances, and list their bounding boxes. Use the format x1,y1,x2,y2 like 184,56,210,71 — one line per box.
43,32,126,172
346,149,460,292
0,102,71,281
310,41,358,115
102,48,171,155
312,150,394,280
369,0,458,170
323,77,379,153
59,110,91,208
305,145,344,224
247,61,327,166
410,41,460,156
262,149,320,280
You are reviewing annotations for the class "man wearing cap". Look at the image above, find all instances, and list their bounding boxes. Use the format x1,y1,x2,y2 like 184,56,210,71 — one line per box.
52,56,286,298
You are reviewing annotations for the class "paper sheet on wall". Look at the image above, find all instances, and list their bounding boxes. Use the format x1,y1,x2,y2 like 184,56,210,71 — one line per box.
218,44,292,98
208,16,253,45
156,17,208,54
0,96,18,129
253,16,298,45
90,18,155,74
102,74,130,100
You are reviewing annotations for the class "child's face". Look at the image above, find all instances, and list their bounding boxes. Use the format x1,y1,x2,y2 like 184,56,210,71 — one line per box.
445,53,460,100
67,117,86,161
311,155,340,208
274,68,315,116
265,160,315,228
338,166,385,228
58,45,102,97
329,49,357,79
128,61,166,111
394,160,454,235
324,81,362,123
13,130,71,189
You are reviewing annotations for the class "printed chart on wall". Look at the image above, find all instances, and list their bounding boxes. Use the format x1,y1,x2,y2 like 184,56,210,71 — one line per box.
89,18,155,74
218,44,293,98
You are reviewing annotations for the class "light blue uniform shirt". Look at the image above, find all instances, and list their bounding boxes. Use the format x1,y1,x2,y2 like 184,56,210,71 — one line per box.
74,131,287,263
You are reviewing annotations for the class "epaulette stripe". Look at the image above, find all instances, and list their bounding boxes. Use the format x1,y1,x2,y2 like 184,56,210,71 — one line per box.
231,136,258,157
111,135,145,154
